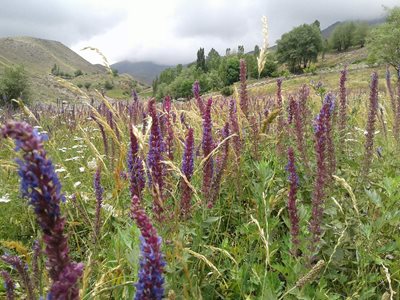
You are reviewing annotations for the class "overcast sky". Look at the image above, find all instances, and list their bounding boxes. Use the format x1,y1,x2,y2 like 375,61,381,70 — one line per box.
0,0,398,65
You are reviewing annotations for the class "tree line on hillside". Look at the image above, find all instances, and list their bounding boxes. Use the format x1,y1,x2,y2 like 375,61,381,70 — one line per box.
153,8,400,100
152,47,278,100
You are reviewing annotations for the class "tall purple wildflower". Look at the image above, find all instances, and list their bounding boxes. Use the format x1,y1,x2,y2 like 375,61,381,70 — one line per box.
128,126,146,201
308,94,333,256
193,81,204,116
1,270,14,300
130,195,165,300
1,255,34,300
163,96,175,160
338,67,348,135
180,128,195,217
202,98,214,201
147,99,166,220
93,166,103,243
229,98,241,164
325,94,336,177
209,123,230,208
0,121,83,299
286,147,300,256
290,95,310,173
239,59,249,118
363,72,379,176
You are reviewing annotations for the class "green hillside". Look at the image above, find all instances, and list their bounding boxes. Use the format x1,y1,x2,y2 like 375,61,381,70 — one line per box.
0,37,148,103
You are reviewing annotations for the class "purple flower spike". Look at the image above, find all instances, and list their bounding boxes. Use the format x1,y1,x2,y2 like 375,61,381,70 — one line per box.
363,72,379,176
229,98,241,163
130,195,165,300
239,59,249,118
1,270,15,300
202,98,214,201
309,93,334,256
163,96,175,160
193,81,204,116
1,255,34,300
147,99,166,220
181,128,195,217
286,147,300,256
0,121,83,299
209,122,230,208
93,166,103,243
127,126,146,201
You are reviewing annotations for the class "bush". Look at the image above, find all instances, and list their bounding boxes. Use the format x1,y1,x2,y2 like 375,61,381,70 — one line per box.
84,82,91,90
74,69,83,77
104,80,114,90
76,83,83,88
220,86,234,96
0,65,30,106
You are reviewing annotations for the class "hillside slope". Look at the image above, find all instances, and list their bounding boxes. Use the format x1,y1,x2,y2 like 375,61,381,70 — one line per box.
0,37,146,103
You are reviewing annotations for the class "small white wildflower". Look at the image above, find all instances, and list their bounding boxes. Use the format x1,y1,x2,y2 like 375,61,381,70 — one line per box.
0,194,11,203
73,181,81,188
33,126,42,129
79,167,85,173
102,203,116,216
55,168,67,173
87,158,97,170
65,156,81,161
58,147,68,153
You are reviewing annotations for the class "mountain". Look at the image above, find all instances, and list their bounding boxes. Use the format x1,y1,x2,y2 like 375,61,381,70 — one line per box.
0,36,104,74
321,17,386,39
0,37,146,102
111,61,172,85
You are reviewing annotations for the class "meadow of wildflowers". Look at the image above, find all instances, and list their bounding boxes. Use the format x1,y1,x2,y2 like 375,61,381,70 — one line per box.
0,62,400,299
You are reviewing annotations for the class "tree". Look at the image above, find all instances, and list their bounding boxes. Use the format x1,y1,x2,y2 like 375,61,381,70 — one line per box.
0,65,30,105
196,48,207,72
238,45,244,56
277,23,323,73
84,82,91,90
367,7,400,71
219,56,240,85
254,45,260,57
206,48,221,71
329,22,356,51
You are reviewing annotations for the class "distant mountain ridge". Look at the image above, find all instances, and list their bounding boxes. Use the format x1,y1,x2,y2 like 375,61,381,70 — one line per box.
111,61,172,85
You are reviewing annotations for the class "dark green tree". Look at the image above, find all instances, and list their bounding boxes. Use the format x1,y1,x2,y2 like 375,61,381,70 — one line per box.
254,45,260,57
0,65,30,105
219,56,240,85
196,48,207,72
329,22,356,51
277,23,323,73
367,7,400,71
206,48,221,71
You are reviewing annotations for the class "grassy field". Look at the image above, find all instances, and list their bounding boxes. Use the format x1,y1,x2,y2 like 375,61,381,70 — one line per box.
0,63,399,299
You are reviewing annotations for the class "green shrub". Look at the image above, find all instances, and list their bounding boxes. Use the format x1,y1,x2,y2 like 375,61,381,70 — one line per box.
220,86,233,96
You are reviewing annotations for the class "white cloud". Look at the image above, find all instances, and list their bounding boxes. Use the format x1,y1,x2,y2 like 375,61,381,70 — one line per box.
1,0,399,65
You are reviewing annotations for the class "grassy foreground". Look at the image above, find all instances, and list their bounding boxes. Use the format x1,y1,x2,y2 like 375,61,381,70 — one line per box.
0,65,399,299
